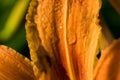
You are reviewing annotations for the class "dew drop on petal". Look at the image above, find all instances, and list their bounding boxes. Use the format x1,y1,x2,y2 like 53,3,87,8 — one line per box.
59,26,63,29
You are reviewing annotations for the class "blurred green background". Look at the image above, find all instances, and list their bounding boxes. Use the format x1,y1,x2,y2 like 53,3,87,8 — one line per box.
0,0,120,58
0,0,30,58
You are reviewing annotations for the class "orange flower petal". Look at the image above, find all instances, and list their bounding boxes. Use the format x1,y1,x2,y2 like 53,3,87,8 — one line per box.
94,39,120,80
26,0,101,80
0,45,36,80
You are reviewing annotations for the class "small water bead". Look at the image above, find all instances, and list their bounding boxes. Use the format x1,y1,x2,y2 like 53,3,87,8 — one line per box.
59,26,63,29
41,16,45,21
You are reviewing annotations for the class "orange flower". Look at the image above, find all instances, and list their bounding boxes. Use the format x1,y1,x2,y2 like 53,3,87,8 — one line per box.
0,0,120,80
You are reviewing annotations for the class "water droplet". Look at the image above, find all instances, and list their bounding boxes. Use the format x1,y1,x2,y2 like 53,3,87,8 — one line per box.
41,15,45,21
68,32,77,45
59,26,62,29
